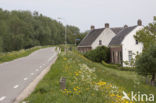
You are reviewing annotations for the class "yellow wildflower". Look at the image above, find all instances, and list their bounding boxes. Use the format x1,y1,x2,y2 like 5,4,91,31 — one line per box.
63,57,67,60
96,81,107,86
75,72,79,76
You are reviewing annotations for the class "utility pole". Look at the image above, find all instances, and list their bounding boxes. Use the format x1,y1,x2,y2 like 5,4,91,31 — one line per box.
65,25,67,54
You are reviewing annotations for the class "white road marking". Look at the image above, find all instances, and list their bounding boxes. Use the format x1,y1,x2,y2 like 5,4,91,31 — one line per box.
14,85,19,89
36,69,39,71
39,66,42,68
31,73,34,75
0,96,6,101
24,78,28,81
48,56,54,62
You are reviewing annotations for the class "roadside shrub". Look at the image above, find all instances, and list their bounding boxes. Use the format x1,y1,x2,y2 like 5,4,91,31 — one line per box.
84,46,110,63
102,61,135,71
102,61,119,69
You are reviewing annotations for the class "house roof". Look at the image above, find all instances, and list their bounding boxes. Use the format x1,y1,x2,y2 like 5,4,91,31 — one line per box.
78,27,124,47
109,26,137,45
111,27,124,34
78,28,105,46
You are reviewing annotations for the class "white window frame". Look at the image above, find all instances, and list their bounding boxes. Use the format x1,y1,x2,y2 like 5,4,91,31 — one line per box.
128,51,132,62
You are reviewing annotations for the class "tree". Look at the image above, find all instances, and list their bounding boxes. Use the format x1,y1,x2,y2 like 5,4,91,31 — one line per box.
0,36,3,52
66,25,81,44
134,17,156,51
136,43,156,86
0,8,83,52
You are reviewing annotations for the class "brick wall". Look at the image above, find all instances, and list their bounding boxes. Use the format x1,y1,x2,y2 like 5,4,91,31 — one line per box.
77,47,92,53
110,46,122,64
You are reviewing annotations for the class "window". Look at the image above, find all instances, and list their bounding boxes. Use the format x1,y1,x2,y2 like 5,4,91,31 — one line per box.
99,40,102,45
128,51,132,62
136,40,138,44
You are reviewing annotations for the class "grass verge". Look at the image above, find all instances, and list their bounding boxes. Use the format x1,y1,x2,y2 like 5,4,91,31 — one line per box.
0,46,51,64
23,51,156,103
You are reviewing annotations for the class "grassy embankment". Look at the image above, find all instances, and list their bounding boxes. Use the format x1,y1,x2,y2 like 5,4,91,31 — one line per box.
23,49,156,103
0,46,52,63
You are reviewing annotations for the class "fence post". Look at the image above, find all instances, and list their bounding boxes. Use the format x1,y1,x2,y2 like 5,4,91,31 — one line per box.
59,77,66,90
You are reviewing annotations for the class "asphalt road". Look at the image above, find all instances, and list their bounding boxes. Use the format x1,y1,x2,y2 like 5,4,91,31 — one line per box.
0,47,58,103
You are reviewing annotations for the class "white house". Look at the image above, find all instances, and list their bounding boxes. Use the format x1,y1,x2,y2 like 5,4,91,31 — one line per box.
78,23,123,52
109,20,144,67
78,19,144,67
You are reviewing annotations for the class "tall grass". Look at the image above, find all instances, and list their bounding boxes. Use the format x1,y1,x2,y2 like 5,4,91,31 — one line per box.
23,51,156,103
0,46,51,63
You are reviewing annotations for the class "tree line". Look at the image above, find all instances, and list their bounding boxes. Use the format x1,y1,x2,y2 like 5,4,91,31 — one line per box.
0,8,87,52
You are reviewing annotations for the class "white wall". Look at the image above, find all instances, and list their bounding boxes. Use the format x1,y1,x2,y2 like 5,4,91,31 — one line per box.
91,28,116,49
122,26,144,67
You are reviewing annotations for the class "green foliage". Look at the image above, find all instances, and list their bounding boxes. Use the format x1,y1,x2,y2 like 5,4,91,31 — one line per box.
0,46,44,63
136,43,156,85
23,50,156,103
0,36,3,52
136,43,156,75
134,17,156,51
0,8,84,52
102,61,119,69
84,46,110,63
102,61,135,71
75,31,88,45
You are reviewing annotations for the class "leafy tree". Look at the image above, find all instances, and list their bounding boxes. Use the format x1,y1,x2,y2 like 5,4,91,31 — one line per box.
136,43,156,86
0,8,83,52
76,31,88,45
0,36,3,52
66,25,81,44
134,17,156,50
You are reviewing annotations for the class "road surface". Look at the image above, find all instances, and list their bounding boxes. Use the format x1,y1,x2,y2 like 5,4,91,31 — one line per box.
0,47,58,103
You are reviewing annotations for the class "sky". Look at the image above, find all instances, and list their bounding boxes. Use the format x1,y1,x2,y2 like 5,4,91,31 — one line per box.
0,0,156,32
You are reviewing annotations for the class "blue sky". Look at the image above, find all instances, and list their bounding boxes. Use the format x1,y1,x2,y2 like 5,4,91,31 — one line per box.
0,0,155,32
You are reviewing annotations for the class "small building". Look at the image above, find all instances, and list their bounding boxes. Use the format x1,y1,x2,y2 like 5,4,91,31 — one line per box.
109,20,144,66
78,23,123,53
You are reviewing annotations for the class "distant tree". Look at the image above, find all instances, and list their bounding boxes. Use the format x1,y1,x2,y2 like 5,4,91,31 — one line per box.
0,36,3,52
76,31,88,45
134,17,156,51
0,8,82,52
136,43,156,86
66,25,81,44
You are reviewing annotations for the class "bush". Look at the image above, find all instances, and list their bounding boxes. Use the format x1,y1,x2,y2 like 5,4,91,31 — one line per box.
102,61,119,69
102,61,135,71
84,46,110,63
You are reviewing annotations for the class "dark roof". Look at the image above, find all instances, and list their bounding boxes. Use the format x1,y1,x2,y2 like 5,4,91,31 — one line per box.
78,28,105,46
109,26,137,45
111,27,124,34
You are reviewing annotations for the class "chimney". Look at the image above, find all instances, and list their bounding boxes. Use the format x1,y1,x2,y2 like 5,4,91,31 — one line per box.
105,23,109,28
137,19,142,26
90,25,95,30
124,25,128,28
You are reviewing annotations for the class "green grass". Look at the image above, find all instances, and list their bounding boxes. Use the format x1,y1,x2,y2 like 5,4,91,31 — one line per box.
23,51,156,103
0,46,52,63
